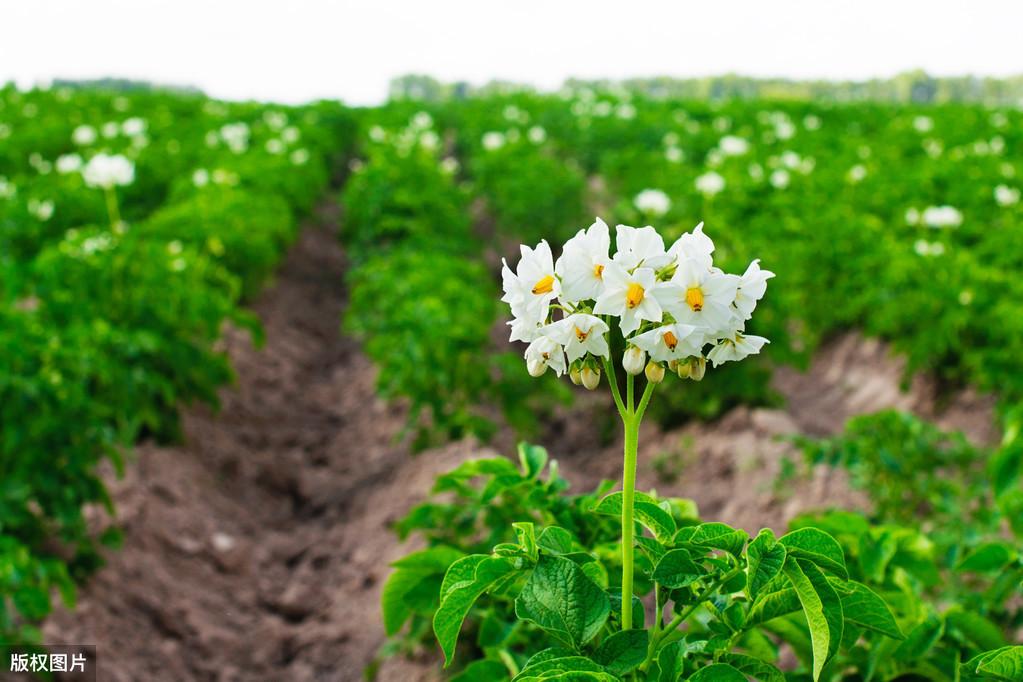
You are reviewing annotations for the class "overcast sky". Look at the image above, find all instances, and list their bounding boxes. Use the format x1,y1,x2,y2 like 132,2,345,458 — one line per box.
4,1,1022,105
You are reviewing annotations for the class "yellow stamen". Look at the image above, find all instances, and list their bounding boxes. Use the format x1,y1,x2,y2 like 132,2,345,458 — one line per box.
663,330,678,350
593,263,605,279
532,274,555,295
626,282,645,309
574,326,589,342
685,287,704,312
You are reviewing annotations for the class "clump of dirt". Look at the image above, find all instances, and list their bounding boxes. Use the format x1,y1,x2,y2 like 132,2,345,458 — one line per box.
43,203,998,681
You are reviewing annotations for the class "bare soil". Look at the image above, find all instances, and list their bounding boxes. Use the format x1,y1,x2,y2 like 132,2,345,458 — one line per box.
42,204,998,681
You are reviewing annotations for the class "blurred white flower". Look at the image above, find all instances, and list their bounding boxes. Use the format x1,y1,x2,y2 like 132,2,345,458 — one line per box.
121,117,146,136
695,171,725,196
101,121,119,139
634,189,671,216
419,130,440,150
921,205,963,229
56,153,83,174
290,148,310,165
914,239,945,257
83,153,135,189
912,116,934,133
220,122,250,153
72,125,97,146
718,135,749,156
440,157,460,175
616,103,636,120
0,177,15,199
482,131,506,151
905,207,920,225
665,146,684,163
769,169,790,189
265,138,285,154
192,169,210,187
847,164,867,183
528,126,547,144
281,126,301,144
995,184,1020,207
803,115,822,130
368,125,387,142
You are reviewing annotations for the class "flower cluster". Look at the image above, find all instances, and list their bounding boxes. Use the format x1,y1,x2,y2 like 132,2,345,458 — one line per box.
82,153,135,189
502,220,773,388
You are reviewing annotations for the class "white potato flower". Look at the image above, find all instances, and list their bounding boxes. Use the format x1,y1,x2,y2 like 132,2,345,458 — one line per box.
525,336,567,377
995,184,1020,207
555,218,610,302
82,154,135,189
56,153,83,175
695,171,725,196
718,135,749,156
594,263,663,335
631,323,704,363
634,189,671,217
72,125,97,146
922,205,963,229
528,126,547,144
502,240,559,335
482,131,506,151
612,224,671,271
707,331,769,367
733,260,775,320
543,314,610,362
656,257,739,335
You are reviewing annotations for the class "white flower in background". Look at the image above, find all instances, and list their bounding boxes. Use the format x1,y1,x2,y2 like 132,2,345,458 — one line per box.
555,218,610,301
633,189,671,216
121,117,146,136
410,111,433,130
82,153,135,189
616,103,636,120
707,331,769,367
524,336,566,377
290,148,310,165
774,117,796,140
658,257,739,333
502,105,524,123
905,207,921,225
922,205,963,229
803,115,822,130
220,122,250,153
72,125,97,146
28,198,55,221
705,149,724,167
734,260,775,320
665,146,684,163
265,138,285,154
419,130,440,151
440,157,460,175
594,101,613,117
192,169,210,187
101,121,119,139
543,314,610,361
56,153,83,174
482,131,506,151
501,240,559,334
847,164,867,183
368,125,387,142
264,110,288,130
695,171,725,196
663,132,680,146
995,184,1020,207
1000,163,1015,179
991,112,1008,128
913,116,934,133
527,126,547,144
718,135,749,156
914,239,945,257
594,263,663,335
612,224,671,271
779,151,801,169
770,169,790,189
713,116,730,132
0,124,11,140
990,136,1005,155
631,323,703,363
748,163,765,181
0,177,15,199
281,126,301,144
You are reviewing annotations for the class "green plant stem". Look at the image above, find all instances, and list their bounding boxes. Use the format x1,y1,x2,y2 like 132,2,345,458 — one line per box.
498,649,519,677
620,403,639,631
603,355,626,417
104,186,121,229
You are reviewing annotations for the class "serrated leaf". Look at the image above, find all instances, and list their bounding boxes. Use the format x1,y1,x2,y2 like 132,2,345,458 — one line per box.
747,529,786,601
594,491,677,541
515,554,610,649
434,555,519,666
783,558,844,681
687,662,747,681
653,548,707,589
779,527,848,578
594,629,648,676
718,653,785,682
836,580,903,640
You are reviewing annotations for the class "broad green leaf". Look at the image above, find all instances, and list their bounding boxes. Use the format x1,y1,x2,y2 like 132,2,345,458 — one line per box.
972,646,1023,681
783,558,844,681
957,542,1017,573
594,629,648,676
519,442,549,478
779,527,848,578
594,491,677,541
858,530,897,583
609,589,645,630
747,587,800,626
719,653,785,682
988,440,1021,498
746,529,786,601
893,613,943,662
515,554,610,649
688,522,748,557
515,522,539,561
835,580,903,640
687,662,747,681
657,640,688,682
538,527,576,555
513,651,614,681
653,548,707,589
945,609,1007,652
434,555,519,666
450,659,510,682
382,546,462,635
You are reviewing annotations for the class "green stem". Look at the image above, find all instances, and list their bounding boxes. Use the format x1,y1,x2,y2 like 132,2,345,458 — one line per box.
603,355,626,417
498,649,519,677
620,401,639,630
104,186,121,230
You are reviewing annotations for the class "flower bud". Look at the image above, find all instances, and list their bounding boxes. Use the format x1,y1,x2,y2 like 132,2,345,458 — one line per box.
622,346,646,376
580,366,601,390
527,356,548,377
688,356,707,382
676,359,691,379
569,366,582,385
645,361,665,384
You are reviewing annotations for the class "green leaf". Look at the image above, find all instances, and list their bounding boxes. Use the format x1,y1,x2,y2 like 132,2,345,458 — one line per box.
779,527,848,578
538,527,576,555
945,610,1007,652
972,646,1023,681
434,555,519,666
451,659,511,682
746,529,786,601
957,542,1018,573
836,580,903,640
688,522,748,557
988,440,1021,498
515,522,539,561
520,442,549,478
858,529,897,583
687,663,747,681
719,653,786,682
513,651,614,681
783,558,844,681
515,554,610,649
653,548,707,589
594,629,648,676
594,491,677,542
893,613,943,662
747,587,800,626
657,640,688,682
